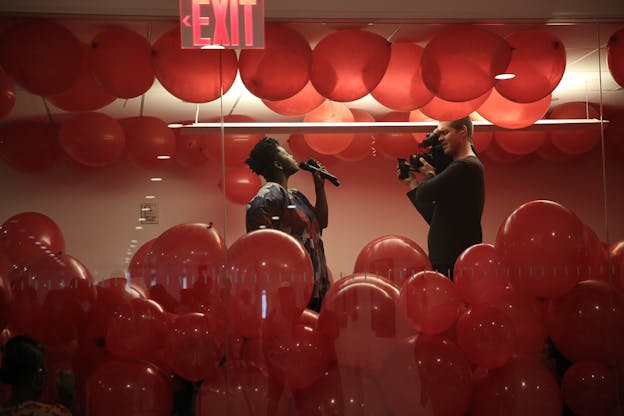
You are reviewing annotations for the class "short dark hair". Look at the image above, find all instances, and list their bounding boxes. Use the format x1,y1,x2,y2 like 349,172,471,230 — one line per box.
245,137,280,179
0,336,47,385
449,116,474,138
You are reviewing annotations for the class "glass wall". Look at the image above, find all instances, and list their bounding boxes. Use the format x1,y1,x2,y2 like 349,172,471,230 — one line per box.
0,15,623,415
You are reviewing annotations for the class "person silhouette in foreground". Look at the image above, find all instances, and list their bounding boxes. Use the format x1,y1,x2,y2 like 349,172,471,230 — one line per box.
0,336,76,416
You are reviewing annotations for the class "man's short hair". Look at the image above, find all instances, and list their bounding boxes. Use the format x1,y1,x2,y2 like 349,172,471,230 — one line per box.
245,137,280,179
0,336,47,386
449,116,474,138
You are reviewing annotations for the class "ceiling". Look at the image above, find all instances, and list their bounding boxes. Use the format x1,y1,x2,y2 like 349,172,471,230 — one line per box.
0,1,623,129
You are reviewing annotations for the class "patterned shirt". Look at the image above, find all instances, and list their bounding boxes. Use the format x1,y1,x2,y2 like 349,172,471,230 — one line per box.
246,182,329,310
0,401,72,416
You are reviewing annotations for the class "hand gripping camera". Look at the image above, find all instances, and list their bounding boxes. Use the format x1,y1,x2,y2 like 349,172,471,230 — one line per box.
397,129,453,180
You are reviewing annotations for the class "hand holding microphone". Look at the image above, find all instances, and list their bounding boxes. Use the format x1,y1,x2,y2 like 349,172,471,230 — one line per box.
299,158,340,187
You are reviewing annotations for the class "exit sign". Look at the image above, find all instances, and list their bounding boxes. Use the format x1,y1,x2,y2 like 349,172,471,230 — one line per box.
179,0,265,49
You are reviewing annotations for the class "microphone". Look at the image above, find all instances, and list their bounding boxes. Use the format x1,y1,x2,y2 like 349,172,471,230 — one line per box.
299,159,340,187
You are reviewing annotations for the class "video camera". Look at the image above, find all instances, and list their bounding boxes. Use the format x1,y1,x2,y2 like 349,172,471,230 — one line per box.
397,129,453,180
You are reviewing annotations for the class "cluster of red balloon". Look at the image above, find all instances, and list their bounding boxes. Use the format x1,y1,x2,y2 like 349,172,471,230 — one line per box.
2,205,624,414
346,201,624,415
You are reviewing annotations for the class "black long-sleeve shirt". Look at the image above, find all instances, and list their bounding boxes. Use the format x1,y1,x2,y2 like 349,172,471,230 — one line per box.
407,155,485,267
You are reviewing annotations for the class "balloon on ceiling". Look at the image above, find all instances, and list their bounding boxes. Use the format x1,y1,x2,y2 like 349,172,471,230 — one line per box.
371,42,433,111
0,19,83,96
420,26,511,102
495,29,567,103
476,89,552,129
261,80,325,116
310,29,392,102
239,23,312,101
152,26,238,103
419,90,491,120
48,43,116,112
607,27,624,89
90,26,155,99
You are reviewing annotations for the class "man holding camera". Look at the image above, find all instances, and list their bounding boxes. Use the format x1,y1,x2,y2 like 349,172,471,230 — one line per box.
399,116,485,280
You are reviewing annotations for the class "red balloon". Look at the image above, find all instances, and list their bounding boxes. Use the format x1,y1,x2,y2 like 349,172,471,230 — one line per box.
335,108,376,162
489,286,548,355
81,277,145,344
377,335,473,416
239,23,311,100
152,27,237,103
8,252,96,345
608,27,624,89
90,26,154,98
495,200,589,298
494,130,547,155
303,101,355,154
318,274,401,371
536,136,573,162
353,234,432,287
420,89,491,120
562,361,619,416
548,102,601,155
48,43,116,112
106,298,167,360
145,223,226,313
219,166,262,205
0,67,16,120
421,26,511,102
472,131,494,154
470,355,562,416
286,134,337,168
196,360,294,416
376,112,420,160
165,312,225,382
172,125,209,168
59,112,125,167
294,364,386,415
200,115,263,166
496,30,567,103
399,270,461,334
454,243,508,305
477,89,551,129
0,211,65,266
263,323,331,390
227,229,314,339
456,304,515,369
371,42,433,111
546,279,624,364
128,239,155,285
0,121,59,173
310,29,391,102
483,141,526,165
86,360,172,416
262,81,324,116
0,19,82,96
121,116,176,169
